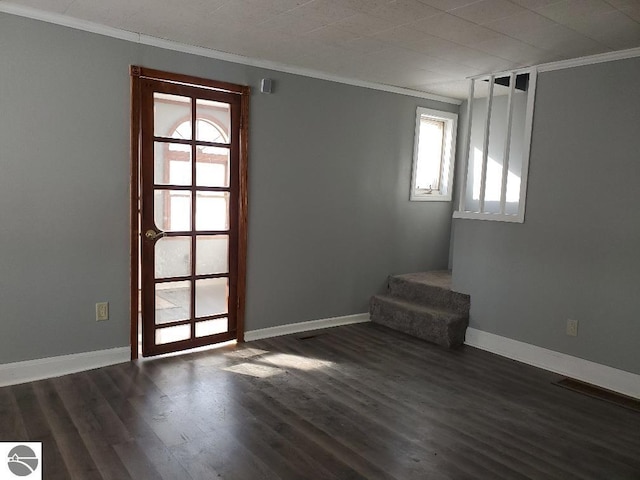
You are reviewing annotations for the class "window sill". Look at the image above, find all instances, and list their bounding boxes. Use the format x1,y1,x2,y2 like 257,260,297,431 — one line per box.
411,192,452,202
452,210,524,223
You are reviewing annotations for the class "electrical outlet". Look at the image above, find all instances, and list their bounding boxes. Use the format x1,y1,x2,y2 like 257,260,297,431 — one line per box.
96,302,109,321
566,318,578,337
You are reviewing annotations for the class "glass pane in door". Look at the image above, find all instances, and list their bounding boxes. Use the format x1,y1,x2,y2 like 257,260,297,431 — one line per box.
155,236,191,278
154,190,192,231
196,147,229,187
196,192,229,231
155,280,191,324
156,324,191,344
195,278,228,318
155,142,192,186
154,93,192,139
196,99,230,143
196,235,228,275
196,318,228,337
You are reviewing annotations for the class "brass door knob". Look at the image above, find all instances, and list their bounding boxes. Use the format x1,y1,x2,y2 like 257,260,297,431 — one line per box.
145,229,166,240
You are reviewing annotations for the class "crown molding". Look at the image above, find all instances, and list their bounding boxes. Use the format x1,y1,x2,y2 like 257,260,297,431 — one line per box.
0,1,139,42
0,2,461,105
466,46,640,83
536,46,640,73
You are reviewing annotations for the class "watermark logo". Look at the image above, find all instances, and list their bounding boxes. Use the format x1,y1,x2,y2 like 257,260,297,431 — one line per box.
0,443,42,479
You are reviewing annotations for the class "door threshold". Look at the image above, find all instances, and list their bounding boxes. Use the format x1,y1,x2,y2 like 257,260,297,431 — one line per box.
137,339,237,361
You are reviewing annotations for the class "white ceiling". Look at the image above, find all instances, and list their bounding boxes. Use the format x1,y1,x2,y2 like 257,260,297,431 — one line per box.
4,0,640,99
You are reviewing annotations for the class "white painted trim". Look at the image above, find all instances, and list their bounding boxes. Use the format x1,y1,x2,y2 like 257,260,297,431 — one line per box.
0,1,139,42
454,67,537,224
467,47,640,81
458,79,474,213
138,34,460,104
478,74,495,214
0,347,130,387
499,72,516,214
245,313,370,342
465,328,640,400
409,195,452,202
0,2,461,105
537,46,640,73
516,67,537,222
453,210,524,223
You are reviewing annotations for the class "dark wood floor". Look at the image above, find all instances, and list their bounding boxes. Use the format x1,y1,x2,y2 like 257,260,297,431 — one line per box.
1,323,639,480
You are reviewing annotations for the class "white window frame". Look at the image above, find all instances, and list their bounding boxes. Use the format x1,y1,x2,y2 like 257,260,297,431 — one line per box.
453,67,537,223
410,107,457,202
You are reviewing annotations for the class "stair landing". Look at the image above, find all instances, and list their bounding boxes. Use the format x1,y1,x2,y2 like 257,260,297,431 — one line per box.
394,271,453,289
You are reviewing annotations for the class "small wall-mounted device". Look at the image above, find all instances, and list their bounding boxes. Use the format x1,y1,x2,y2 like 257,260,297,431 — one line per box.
260,78,273,94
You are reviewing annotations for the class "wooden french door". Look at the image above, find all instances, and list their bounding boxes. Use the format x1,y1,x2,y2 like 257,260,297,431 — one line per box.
131,67,249,357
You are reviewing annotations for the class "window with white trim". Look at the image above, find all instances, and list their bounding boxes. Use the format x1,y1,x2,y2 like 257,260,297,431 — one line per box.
454,68,537,222
410,107,457,201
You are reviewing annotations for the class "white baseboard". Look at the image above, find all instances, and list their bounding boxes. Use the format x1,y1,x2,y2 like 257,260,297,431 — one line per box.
8,323,632,401
245,313,370,342
465,327,640,400
0,347,130,387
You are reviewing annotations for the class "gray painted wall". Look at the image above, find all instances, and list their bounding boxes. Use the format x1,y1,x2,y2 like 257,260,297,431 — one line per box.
452,57,640,375
0,13,457,364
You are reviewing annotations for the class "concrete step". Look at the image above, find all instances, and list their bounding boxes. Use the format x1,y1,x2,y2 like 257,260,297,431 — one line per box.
388,271,470,316
370,294,468,348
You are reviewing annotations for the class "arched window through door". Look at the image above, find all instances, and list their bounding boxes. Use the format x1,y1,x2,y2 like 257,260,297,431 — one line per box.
173,118,228,143
159,115,231,232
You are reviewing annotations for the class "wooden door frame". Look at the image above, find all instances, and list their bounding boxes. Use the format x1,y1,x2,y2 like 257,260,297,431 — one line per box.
129,66,249,360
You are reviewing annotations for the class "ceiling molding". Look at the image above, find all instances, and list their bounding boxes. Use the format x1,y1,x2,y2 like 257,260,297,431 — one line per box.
536,47,640,73
0,1,139,42
138,34,462,105
467,46,640,82
0,2,462,105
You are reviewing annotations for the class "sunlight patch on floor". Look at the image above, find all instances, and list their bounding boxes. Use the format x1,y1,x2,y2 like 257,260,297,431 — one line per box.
224,348,269,359
261,352,334,371
223,351,335,378
223,362,283,378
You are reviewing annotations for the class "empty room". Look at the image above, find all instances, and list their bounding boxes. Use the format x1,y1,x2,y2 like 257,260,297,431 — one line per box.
0,0,639,479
